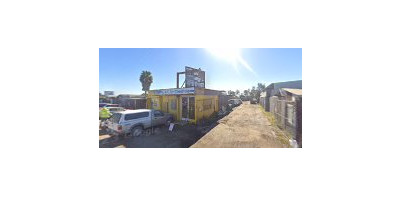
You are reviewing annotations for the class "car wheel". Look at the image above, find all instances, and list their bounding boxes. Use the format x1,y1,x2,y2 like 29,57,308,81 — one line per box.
165,118,173,126
131,126,143,137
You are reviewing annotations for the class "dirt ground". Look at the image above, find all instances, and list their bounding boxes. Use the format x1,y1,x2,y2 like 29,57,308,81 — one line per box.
191,101,291,148
99,102,291,148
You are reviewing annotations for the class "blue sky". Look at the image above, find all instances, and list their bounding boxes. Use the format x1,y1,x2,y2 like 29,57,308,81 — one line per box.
99,48,302,95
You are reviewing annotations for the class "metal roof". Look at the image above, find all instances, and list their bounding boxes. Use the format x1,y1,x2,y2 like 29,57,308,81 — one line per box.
119,97,146,100
267,80,302,90
282,88,302,96
260,92,267,97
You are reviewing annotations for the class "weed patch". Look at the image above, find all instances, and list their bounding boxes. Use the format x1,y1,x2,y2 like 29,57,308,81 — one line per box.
259,105,292,147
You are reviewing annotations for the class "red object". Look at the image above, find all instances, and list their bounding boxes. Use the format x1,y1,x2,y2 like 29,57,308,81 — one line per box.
117,125,122,131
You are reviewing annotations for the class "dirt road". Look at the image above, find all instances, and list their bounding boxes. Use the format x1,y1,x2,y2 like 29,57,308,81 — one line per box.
191,102,291,148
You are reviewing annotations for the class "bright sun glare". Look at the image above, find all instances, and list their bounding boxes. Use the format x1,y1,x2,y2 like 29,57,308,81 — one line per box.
206,48,255,74
206,48,241,62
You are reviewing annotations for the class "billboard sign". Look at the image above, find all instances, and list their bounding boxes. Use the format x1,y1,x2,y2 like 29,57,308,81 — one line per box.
185,66,205,88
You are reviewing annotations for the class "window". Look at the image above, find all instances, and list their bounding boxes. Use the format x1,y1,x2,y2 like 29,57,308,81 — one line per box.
170,99,177,110
124,112,149,121
151,98,159,109
154,110,164,117
109,108,124,112
111,113,122,123
203,99,212,110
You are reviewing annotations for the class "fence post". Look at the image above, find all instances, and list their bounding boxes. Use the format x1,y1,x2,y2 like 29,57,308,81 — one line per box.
296,97,302,148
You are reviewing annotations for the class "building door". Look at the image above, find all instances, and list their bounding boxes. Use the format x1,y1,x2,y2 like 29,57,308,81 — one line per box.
188,97,195,120
181,96,195,121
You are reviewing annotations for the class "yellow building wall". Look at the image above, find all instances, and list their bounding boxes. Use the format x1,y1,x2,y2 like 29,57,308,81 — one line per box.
147,95,161,110
147,93,219,124
195,95,219,123
161,95,179,121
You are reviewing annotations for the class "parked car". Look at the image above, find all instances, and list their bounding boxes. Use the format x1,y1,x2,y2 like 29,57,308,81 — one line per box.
107,107,125,113
99,103,119,109
99,107,125,117
228,99,242,107
250,98,258,104
107,109,174,136
99,105,125,119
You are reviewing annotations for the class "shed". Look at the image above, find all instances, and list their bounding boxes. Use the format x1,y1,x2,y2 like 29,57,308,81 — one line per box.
262,80,302,111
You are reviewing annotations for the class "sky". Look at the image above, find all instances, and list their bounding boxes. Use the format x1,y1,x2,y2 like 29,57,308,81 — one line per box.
99,48,302,95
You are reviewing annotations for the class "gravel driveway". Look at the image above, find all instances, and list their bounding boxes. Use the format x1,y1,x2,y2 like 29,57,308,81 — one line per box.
191,102,291,148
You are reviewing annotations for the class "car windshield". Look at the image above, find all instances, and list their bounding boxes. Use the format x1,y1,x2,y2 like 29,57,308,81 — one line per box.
111,113,122,123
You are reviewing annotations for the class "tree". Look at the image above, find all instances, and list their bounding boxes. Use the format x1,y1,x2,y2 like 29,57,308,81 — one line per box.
255,83,266,100
235,90,240,96
227,90,235,96
257,83,266,92
243,89,249,97
250,86,256,98
139,71,153,96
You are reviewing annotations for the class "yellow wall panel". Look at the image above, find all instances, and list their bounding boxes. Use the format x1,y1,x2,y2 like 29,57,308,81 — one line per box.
147,93,219,124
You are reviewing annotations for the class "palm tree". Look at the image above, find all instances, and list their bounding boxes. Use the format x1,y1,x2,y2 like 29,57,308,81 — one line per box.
139,71,153,96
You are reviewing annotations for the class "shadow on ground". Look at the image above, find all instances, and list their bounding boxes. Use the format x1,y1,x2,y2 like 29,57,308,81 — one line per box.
99,121,220,148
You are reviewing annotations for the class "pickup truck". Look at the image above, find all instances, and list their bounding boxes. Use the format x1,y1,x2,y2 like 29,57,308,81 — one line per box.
107,109,173,136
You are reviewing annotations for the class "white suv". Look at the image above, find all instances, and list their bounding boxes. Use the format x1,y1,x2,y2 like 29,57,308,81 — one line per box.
107,109,173,136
